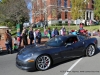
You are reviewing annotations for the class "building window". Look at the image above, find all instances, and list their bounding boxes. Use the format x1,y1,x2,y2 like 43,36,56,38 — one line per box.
64,0,67,8
57,13,61,19
92,0,94,9
57,0,61,7
65,11,67,19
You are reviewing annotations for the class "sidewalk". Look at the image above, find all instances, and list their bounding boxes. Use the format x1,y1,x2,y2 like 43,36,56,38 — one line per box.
0,38,49,50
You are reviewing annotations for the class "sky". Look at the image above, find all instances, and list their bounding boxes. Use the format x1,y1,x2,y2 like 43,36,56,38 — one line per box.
25,0,33,23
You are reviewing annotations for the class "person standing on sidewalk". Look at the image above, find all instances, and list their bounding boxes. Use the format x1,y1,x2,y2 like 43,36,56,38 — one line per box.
51,28,55,37
4,32,12,54
54,27,59,36
47,28,51,39
21,29,28,47
37,29,42,44
33,29,37,46
6,30,12,36
62,26,66,36
29,27,34,45
17,29,22,47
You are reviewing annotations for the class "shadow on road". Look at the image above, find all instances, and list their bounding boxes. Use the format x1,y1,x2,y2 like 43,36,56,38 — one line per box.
94,47,100,55
0,50,19,56
0,46,24,56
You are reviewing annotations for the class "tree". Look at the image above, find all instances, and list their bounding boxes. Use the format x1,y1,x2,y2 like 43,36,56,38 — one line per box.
94,0,100,20
0,0,29,25
71,0,89,20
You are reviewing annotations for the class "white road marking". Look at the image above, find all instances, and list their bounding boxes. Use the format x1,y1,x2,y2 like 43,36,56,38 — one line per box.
64,58,83,75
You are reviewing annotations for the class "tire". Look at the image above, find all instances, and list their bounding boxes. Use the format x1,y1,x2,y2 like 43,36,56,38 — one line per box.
86,45,96,57
36,55,51,71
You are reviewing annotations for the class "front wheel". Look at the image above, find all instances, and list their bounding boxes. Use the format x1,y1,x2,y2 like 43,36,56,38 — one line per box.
86,45,96,57
36,55,51,71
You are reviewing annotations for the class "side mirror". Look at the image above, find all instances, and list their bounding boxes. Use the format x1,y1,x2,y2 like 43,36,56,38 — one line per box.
65,43,72,47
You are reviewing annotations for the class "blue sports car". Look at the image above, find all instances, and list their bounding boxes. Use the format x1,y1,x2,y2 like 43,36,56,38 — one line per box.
16,35,98,71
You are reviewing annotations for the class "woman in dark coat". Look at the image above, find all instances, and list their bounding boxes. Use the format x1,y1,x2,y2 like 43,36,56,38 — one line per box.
29,27,34,45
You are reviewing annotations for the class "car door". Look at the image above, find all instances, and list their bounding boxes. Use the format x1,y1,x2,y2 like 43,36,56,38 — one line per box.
69,35,86,57
60,37,75,59
60,36,85,59
60,45,74,59
71,41,85,57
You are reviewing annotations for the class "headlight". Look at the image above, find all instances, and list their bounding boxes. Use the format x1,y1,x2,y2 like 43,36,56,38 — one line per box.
23,53,34,59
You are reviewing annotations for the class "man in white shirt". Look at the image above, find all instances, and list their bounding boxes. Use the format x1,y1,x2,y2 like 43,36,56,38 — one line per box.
33,29,37,46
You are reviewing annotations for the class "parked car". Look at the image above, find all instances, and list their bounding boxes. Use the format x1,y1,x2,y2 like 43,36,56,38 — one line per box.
16,35,98,71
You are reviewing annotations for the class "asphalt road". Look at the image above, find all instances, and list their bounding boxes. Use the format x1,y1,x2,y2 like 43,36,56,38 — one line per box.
0,37,100,75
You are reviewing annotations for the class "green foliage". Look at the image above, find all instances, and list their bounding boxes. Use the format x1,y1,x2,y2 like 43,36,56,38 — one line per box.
0,22,6,26
0,19,16,28
71,0,88,20
94,0,100,20
0,0,29,26
0,0,8,3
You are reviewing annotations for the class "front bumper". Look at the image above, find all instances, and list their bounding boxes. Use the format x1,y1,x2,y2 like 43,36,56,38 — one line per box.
16,59,36,71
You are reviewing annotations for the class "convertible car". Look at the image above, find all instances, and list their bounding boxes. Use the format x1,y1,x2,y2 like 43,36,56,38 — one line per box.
16,35,98,71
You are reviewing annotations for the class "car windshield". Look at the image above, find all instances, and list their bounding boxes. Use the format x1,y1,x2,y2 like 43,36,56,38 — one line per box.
45,37,63,47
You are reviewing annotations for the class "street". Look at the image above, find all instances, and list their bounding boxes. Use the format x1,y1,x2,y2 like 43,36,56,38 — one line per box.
0,37,100,75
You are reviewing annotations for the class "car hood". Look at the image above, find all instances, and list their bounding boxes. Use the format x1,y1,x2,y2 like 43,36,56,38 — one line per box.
18,45,54,55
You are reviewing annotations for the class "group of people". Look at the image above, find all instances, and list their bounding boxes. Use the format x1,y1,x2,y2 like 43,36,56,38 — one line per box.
17,27,42,48
3,26,67,54
4,24,100,54
69,23,91,37
4,27,42,54
44,26,67,38
92,29,100,36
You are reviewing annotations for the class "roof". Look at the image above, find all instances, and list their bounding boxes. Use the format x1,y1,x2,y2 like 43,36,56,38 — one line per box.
0,26,9,29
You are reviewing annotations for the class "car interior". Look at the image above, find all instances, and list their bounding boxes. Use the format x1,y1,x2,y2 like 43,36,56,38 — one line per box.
65,36,78,46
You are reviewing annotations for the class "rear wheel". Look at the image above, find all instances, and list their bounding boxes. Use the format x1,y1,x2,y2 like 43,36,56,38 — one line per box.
36,55,51,71
86,45,96,57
